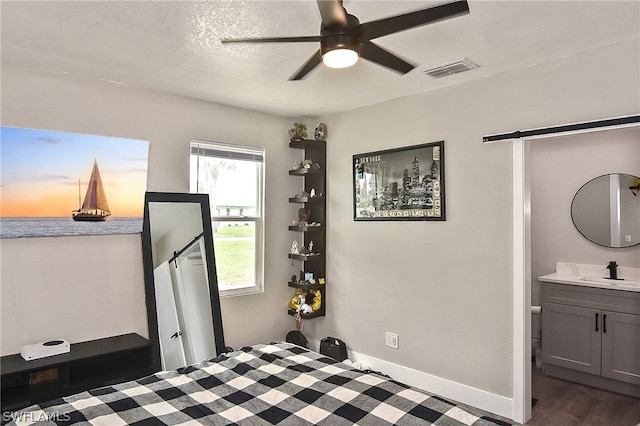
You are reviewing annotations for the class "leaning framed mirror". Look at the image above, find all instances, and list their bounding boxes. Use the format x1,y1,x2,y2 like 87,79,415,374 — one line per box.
141,192,226,371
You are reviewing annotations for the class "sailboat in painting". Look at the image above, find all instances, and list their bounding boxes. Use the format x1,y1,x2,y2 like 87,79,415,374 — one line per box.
72,160,111,221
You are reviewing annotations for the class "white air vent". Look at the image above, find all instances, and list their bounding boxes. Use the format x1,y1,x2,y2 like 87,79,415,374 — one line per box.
422,57,479,78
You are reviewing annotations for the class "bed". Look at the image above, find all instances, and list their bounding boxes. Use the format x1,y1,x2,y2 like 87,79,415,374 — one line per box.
8,342,511,426
8,194,511,425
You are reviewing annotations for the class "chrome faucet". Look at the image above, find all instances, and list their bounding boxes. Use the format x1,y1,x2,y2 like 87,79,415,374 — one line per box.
606,261,619,280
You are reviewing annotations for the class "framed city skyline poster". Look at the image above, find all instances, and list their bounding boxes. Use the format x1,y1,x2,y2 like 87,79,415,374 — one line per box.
1,126,149,238
353,141,445,221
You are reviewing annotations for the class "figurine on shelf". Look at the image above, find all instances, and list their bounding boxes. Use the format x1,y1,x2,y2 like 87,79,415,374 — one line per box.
292,160,301,170
289,288,306,310
310,289,322,311
314,123,327,141
292,208,311,226
310,188,316,198
298,296,313,314
290,240,299,254
289,122,307,141
302,159,313,169
291,274,298,283
318,278,325,285
290,289,313,314
308,241,314,253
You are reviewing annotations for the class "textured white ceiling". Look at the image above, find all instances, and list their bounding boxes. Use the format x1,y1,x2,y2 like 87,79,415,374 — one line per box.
2,1,638,117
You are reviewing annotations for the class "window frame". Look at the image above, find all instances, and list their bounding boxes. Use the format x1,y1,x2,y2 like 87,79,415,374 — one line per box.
190,139,265,298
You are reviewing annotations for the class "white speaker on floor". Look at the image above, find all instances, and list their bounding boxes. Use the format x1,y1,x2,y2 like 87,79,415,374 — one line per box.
21,339,70,361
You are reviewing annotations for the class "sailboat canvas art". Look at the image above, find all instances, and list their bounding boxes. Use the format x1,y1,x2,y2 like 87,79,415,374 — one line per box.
1,126,149,238
72,160,111,221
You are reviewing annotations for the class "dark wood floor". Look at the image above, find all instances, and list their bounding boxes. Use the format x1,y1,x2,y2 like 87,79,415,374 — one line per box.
528,365,640,425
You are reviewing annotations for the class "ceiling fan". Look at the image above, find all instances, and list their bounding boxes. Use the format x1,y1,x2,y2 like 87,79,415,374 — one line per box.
221,0,470,80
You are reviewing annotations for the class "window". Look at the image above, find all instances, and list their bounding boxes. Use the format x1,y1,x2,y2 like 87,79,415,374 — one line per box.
190,140,264,297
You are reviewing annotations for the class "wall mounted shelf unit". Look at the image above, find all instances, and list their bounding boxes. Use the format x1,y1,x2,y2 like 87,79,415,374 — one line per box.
288,138,326,320
288,225,324,232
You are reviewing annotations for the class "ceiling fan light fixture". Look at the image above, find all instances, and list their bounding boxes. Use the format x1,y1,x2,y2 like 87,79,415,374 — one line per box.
321,32,360,69
322,48,359,68
223,0,470,80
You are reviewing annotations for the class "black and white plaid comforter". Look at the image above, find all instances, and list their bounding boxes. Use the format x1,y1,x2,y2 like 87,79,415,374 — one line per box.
9,342,511,425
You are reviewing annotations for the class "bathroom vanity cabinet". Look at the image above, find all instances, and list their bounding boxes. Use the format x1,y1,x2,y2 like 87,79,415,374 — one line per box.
541,282,640,397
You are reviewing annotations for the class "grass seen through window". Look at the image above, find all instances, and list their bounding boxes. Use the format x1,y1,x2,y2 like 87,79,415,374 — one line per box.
212,222,255,287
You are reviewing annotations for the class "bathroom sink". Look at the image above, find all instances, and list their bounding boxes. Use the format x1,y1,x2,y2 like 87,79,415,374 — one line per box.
579,277,640,287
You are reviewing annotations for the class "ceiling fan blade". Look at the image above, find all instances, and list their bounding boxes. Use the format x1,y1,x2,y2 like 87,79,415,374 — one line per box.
221,36,321,44
358,0,469,41
316,0,348,27
289,50,323,81
360,41,414,74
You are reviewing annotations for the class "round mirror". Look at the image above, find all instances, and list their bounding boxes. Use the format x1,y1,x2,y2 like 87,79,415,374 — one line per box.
571,173,640,248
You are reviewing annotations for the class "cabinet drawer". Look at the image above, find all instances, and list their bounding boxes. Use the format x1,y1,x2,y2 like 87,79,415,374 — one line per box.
542,283,640,315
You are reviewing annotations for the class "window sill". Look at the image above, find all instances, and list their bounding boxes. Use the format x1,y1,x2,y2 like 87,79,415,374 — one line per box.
219,285,264,298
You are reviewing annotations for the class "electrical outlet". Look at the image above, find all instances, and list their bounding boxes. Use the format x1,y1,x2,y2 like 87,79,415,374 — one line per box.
625,235,632,242
385,332,399,349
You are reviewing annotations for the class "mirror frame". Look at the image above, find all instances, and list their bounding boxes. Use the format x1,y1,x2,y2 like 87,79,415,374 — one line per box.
570,173,640,249
141,192,226,371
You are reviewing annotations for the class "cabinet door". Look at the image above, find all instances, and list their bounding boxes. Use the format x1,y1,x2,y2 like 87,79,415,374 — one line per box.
601,311,640,385
542,302,600,375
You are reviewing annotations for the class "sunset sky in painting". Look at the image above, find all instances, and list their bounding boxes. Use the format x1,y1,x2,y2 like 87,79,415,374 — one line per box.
1,127,149,217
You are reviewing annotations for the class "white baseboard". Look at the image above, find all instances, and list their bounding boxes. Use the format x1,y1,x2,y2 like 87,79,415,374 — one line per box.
308,339,514,421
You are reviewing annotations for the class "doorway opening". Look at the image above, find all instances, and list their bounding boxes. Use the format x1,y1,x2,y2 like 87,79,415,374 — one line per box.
511,119,640,424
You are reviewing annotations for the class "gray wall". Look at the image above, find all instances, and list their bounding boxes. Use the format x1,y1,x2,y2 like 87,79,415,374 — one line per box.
1,37,638,404
1,234,148,353
302,40,639,397
0,61,301,354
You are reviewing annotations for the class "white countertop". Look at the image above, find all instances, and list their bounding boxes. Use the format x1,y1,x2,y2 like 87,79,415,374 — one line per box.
539,262,640,293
